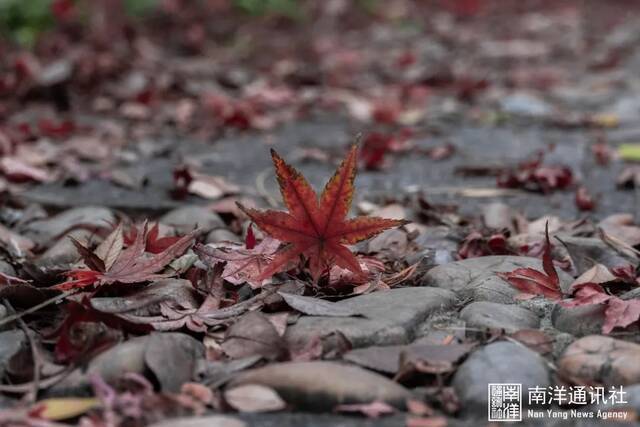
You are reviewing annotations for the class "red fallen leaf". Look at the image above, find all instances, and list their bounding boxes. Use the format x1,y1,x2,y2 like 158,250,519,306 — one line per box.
560,283,612,308
328,256,386,287
172,164,193,199
52,298,152,363
592,141,612,166
560,281,640,334
602,297,640,334
194,238,280,288
245,224,256,250
238,146,407,282
54,222,196,290
203,93,256,130
497,152,573,193
458,231,485,259
51,0,75,21
124,223,183,255
575,186,596,211
396,50,417,69
611,264,637,284
360,132,411,170
360,133,395,170
38,118,75,138
458,231,511,259
498,222,562,299
372,102,401,125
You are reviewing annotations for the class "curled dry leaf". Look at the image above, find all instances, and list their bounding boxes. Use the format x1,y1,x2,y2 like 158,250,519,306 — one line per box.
570,263,617,291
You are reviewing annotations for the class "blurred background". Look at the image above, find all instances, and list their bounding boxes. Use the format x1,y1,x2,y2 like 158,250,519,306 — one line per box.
1,0,640,219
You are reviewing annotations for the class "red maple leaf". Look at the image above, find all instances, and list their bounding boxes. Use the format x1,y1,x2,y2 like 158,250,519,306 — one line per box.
54,222,196,290
237,145,407,282
497,223,563,300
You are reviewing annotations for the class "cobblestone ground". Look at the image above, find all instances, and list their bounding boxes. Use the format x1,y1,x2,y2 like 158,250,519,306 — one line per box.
3,1,640,426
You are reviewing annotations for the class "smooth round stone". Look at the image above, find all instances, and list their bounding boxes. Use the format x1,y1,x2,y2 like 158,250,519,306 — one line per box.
229,361,412,411
452,341,551,415
558,336,640,386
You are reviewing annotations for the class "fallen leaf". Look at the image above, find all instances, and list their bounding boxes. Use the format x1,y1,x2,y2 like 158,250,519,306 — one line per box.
224,384,286,413
496,152,572,193
245,224,256,249
222,311,287,360
194,238,281,288
238,146,407,281
188,173,240,200
570,264,617,290
33,397,100,420
497,222,562,299
0,156,51,183
53,298,153,363
575,186,596,211
54,222,197,290
603,297,640,334
94,223,124,270
599,214,640,247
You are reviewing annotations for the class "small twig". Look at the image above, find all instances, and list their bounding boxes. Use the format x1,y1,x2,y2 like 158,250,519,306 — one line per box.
0,290,76,329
